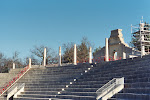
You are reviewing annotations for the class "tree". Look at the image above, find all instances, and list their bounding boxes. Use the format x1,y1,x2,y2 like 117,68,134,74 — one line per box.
62,42,74,63
12,51,23,68
0,53,8,72
24,55,39,65
93,46,101,57
62,37,93,63
0,51,24,73
77,37,92,62
30,45,57,65
0,53,14,72
12,51,19,63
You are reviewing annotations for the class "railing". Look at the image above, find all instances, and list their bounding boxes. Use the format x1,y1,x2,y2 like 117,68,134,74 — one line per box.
7,83,25,100
96,77,124,100
0,66,30,97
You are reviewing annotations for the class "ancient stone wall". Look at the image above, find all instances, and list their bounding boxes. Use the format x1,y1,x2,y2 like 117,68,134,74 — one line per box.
94,29,141,60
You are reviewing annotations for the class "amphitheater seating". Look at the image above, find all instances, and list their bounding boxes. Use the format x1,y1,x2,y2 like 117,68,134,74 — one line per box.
6,55,150,100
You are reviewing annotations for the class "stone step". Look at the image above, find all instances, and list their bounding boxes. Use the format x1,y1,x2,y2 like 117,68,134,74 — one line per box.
78,74,150,82
14,97,50,100
123,88,150,94
53,94,96,100
18,79,74,83
27,70,84,74
125,82,150,88
72,80,108,85
14,97,73,100
25,84,103,89
16,94,70,99
21,91,58,95
116,93,150,100
0,96,6,100
125,77,150,83
64,88,98,92
97,61,149,71
83,71,150,80
21,76,77,79
18,94,95,100
25,84,66,88
97,64,150,73
16,94,96,100
78,77,113,81
82,70,146,78
24,87,98,92
68,84,103,88
24,73,82,76
61,92,96,96
107,98,117,100
18,81,72,84
24,88,64,91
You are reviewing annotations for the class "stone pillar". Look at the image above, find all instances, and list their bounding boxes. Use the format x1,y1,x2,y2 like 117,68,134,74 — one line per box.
74,44,77,65
123,52,126,59
43,48,46,66
141,45,145,57
105,38,109,62
29,58,31,68
89,47,92,63
13,63,15,69
59,46,62,66
141,35,145,57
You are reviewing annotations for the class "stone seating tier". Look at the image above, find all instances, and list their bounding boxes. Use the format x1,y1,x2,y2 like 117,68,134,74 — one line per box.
10,55,150,100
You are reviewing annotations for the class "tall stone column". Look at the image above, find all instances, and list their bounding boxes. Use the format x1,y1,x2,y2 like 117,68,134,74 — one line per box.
59,46,62,66
13,63,15,69
89,47,92,63
74,44,77,65
105,38,109,62
141,45,145,57
141,45,145,56
43,48,46,66
123,52,126,59
29,58,31,68
141,35,145,57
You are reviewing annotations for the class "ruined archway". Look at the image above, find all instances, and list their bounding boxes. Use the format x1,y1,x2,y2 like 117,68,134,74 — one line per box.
113,51,118,60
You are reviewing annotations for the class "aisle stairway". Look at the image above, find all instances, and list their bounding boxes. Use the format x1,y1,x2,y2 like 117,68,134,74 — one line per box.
13,64,94,100
12,55,150,100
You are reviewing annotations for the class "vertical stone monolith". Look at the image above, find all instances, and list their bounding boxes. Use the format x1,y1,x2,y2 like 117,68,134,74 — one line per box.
29,58,31,68
13,63,15,69
141,35,145,57
59,46,62,66
89,47,92,63
74,44,77,65
123,52,126,59
105,38,109,62
44,48,46,66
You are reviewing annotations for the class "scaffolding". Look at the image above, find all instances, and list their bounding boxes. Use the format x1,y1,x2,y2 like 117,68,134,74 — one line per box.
131,17,150,57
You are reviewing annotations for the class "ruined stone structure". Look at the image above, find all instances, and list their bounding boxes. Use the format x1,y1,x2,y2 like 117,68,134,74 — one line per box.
94,29,140,60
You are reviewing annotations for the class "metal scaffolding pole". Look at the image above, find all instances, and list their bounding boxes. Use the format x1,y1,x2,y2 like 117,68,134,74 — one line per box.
131,17,150,57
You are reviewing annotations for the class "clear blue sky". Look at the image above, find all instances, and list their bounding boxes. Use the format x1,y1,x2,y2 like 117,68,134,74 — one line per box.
0,0,150,59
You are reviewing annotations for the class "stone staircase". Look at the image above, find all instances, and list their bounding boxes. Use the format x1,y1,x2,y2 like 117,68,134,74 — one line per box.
0,68,26,100
13,64,95,100
10,55,150,100
0,68,24,87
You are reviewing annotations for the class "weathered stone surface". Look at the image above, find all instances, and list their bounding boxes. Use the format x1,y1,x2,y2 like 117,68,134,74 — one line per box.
94,29,141,60
0,68,24,88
